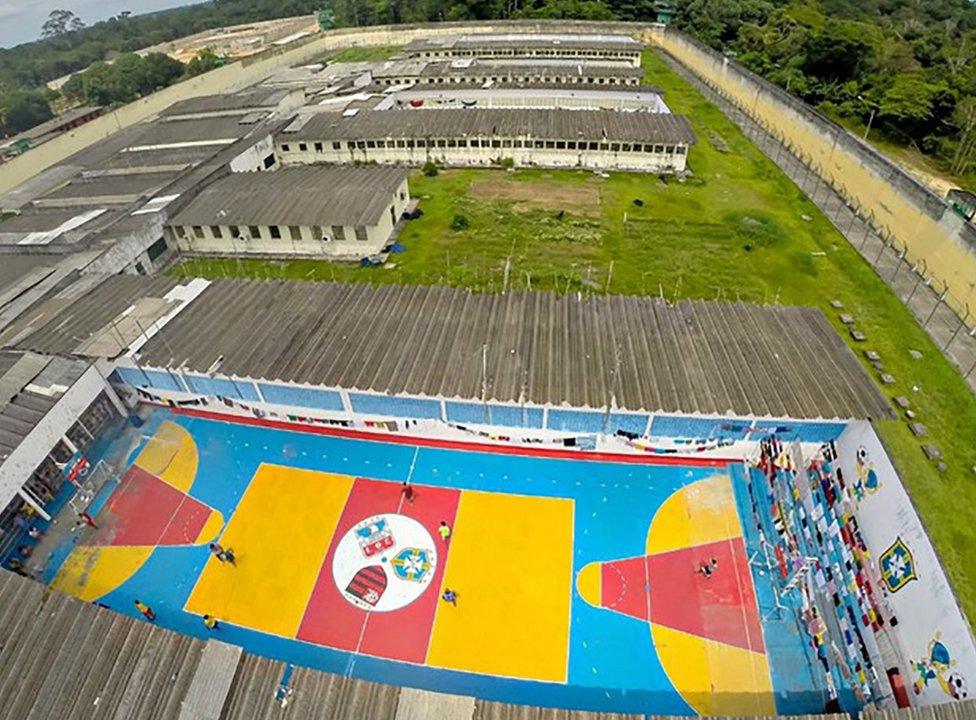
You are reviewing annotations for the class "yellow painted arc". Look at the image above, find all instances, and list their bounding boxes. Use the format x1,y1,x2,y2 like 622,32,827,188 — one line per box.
576,561,602,608
51,546,154,603
195,510,225,546
646,475,741,555
651,623,775,716
134,421,198,493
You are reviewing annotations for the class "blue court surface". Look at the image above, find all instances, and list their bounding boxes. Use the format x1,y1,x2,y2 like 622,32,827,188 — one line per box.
44,406,839,716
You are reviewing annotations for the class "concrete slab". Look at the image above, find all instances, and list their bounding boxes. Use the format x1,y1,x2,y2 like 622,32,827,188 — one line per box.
394,687,475,720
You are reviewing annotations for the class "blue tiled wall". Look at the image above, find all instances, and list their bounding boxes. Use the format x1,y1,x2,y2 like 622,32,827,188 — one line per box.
650,415,752,440
546,409,607,433
183,375,259,401
259,384,344,412
752,420,846,443
349,393,442,420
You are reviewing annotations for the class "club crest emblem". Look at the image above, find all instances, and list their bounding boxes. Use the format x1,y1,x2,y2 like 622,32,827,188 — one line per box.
356,516,395,557
880,537,917,593
391,548,433,582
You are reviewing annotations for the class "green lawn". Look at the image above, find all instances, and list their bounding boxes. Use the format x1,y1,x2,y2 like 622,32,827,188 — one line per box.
324,44,402,63
173,49,976,620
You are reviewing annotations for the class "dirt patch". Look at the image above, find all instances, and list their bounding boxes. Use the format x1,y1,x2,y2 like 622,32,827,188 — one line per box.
469,178,601,216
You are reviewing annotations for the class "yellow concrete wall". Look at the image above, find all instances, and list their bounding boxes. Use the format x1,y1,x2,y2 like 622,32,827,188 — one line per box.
653,30,976,316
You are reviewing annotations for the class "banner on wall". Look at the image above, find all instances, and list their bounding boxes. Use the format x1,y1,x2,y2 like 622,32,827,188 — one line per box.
835,421,976,706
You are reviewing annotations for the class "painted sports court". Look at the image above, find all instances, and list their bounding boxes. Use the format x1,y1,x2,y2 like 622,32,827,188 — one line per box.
41,406,836,716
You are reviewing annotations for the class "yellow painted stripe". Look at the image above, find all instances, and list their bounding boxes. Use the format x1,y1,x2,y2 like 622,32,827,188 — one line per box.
427,491,574,682
575,561,602,608
51,545,153,603
652,624,774,716
646,475,741,555
184,464,353,637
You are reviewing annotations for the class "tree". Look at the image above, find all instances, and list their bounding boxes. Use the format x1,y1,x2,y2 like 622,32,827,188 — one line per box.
517,0,615,20
802,20,880,83
41,9,85,38
0,89,54,136
185,48,224,78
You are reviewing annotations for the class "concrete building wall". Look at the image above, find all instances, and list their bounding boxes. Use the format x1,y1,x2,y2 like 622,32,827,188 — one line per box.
652,28,976,316
409,47,642,66
375,73,641,87
278,137,687,173
169,178,408,257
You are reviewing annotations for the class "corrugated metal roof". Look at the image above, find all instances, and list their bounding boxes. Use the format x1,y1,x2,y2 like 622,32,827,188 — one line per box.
405,33,642,53
160,89,290,118
127,280,891,420
372,58,644,81
128,116,257,148
1,275,180,357
38,172,178,202
167,166,408,229
287,108,697,146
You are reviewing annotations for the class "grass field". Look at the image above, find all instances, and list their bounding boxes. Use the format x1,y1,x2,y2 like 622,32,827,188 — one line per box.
325,44,403,63
172,49,976,621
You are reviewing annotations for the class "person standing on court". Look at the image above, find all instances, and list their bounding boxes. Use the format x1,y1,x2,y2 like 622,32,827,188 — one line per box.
438,520,451,545
401,480,415,504
203,615,220,631
209,542,236,566
442,588,458,606
134,600,155,622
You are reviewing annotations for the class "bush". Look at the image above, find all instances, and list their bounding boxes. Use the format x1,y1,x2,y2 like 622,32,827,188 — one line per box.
496,156,515,169
451,214,470,231
422,160,439,177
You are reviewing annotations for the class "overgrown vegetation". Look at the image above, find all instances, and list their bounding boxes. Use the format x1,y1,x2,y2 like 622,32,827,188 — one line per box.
174,48,976,619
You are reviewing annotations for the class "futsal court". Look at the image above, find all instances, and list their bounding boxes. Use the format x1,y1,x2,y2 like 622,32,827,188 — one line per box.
47,407,826,715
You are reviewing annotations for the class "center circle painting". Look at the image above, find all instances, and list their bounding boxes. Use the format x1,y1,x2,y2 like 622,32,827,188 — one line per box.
332,513,438,612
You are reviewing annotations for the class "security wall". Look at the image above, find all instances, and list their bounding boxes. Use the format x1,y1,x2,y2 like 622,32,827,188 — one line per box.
653,30,976,317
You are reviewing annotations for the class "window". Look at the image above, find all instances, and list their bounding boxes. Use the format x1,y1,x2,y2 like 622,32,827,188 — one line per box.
192,226,204,239
314,142,323,152
332,225,346,241
355,226,368,241
249,226,261,239
270,226,281,239
676,146,687,155
229,225,239,238
399,191,406,200
263,154,275,169
281,143,290,152
491,139,501,149
290,226,302,241
210,226,223,238
556,141,566,150
298,143,308,151
366,140,376,149
610,143,621,152
332,141,342,150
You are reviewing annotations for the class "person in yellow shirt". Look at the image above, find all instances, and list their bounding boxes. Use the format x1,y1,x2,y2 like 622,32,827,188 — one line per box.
438,521,451,544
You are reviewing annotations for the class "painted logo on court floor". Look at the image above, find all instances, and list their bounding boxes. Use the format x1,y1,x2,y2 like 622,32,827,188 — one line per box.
333,514,437,612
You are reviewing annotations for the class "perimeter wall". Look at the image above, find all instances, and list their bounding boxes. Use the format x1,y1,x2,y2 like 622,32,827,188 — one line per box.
652,29,976,318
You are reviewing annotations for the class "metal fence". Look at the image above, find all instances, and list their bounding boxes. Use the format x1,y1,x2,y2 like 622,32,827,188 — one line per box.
655,51,976,393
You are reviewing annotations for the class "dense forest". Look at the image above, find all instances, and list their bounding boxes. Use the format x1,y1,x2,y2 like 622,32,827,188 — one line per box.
0,0,320,136
1,0,974,183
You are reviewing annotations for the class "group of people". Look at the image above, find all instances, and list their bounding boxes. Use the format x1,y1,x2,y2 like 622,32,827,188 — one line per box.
402,481,459,606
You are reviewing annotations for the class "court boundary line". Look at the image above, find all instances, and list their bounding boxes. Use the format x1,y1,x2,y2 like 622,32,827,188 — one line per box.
162,405,736,467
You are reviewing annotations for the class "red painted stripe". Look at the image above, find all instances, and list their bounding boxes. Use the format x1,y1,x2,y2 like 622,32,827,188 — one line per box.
296,478,461,663
92,466,212,547
600,555,650,621
163,405,735,468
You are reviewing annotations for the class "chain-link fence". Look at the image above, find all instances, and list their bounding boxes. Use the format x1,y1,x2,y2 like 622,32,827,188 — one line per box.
658,52,976,393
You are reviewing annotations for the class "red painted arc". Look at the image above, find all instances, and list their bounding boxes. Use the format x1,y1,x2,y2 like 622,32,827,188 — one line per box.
90,465,213,547
165,405,736,467
597,537,765,654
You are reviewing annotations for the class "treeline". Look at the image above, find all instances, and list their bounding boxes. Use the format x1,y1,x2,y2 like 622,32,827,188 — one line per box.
0,0,321,91
669,0,976,179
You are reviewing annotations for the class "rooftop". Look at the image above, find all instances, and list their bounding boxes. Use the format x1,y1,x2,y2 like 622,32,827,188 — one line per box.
372,58,644,80
167,166,409,230
119,280,893,421
159,88,293,118
0,106,102,151
284,108,697,145
36,172,178,205
127,115,261,149
0,351,89,460
405,33,642,53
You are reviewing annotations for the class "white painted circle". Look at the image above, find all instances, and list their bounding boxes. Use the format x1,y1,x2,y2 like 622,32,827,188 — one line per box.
332,513,437,612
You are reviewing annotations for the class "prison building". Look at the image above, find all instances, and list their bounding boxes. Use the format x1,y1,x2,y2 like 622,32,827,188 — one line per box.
403,33,644,67
370,58,645,88
158,88,305,121
277,109,697,173
165,166,410,258
372,87,670,113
